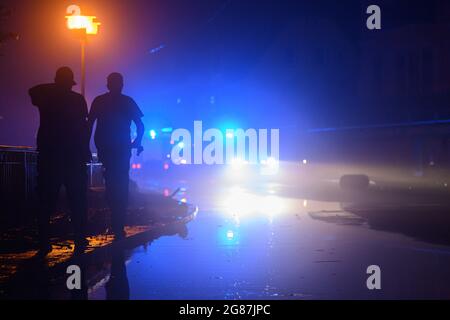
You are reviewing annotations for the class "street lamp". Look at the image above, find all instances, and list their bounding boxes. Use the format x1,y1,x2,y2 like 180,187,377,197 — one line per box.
65,4,100,97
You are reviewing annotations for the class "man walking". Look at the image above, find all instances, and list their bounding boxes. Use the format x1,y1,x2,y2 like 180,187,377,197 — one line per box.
29,66,90,254
88,73,144,239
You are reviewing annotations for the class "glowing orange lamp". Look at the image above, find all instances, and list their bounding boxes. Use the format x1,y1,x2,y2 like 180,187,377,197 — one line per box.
65,5,101,96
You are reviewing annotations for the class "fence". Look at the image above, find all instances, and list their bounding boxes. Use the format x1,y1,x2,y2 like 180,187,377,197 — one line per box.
0,146,105,230
0,145,38,228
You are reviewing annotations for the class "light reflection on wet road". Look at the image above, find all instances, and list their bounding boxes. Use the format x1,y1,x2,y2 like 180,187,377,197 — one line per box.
89,175,450,300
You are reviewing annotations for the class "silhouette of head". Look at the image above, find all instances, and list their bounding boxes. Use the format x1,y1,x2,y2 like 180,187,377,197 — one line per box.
107,72,124,94
54,66,76,89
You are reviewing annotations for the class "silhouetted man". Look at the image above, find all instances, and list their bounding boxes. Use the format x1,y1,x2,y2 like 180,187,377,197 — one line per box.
29,67,90,254
88,73,144,239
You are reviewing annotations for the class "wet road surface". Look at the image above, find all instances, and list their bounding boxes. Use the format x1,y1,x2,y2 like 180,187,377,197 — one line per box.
88,167,450,300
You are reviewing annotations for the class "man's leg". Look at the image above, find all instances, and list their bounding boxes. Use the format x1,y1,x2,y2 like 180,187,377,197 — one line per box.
65,157,88,247
112,163,129,236
102,152,130,237
37,153,60,250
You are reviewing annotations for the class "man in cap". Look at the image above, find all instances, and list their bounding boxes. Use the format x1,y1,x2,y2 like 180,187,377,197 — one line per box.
88,72,144,239
29,66,90,254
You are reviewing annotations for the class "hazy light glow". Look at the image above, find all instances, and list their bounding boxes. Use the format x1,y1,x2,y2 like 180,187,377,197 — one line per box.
226,158,250,179
65,5,100,35
221,186,287,219
266,157,278,167
230,158,248,168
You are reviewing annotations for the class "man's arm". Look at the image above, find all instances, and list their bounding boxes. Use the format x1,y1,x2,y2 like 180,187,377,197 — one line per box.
87,99,98,147
80,96,92,161
129,97,145,155
131,117,145,156
28,83,53,107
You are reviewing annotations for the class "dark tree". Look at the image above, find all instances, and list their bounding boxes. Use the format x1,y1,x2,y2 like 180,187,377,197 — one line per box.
0,5,19,54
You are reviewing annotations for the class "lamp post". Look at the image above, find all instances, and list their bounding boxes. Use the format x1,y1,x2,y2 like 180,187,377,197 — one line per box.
65,5,100,97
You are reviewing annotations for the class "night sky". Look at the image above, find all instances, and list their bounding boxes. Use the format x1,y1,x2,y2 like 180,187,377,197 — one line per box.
0,0,445,149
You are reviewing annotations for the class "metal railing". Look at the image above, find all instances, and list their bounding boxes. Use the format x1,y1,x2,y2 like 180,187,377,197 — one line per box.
0,146,106,229
0,145,38,228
